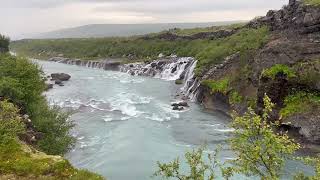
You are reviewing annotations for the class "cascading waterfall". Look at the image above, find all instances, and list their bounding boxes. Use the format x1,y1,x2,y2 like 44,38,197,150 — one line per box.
51,56,201,101
180,60,200,101
120,57,193,81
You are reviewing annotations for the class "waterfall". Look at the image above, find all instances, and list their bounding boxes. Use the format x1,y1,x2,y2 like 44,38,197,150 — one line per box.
180,60,201,101
120,57,194,81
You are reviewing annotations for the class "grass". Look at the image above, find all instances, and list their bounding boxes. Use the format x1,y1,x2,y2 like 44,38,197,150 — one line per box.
11,26,269,77
262,64,296,80
167,23,245,36
303,0,320,6
202,77,230,94
280,91,320,119
294,59,320,86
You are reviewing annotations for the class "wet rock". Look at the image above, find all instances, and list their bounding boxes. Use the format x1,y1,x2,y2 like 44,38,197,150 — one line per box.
51,73,71,81
171,65,177,73
55,79,62,85
103,61,121,71
171,101,189,107
172,105,184,111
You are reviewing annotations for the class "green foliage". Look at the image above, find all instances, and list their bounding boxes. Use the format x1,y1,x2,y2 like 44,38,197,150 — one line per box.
303,0,320,6
11,26,269,76
195,26,269,75
155,95,303,179
293,157,320,180
154,147,228,180
230,95,300,179
168,23,245,36
202,78,230,94
0,101,103,179
0,34,10,53
280,91,320,119
35,106,75,155
294,59,320,86
0,54,75,155
229,91,243,105
0,100,25,153
262,64,296,80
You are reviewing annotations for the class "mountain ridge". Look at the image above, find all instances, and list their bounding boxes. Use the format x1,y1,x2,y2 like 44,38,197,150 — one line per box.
33,21,246,39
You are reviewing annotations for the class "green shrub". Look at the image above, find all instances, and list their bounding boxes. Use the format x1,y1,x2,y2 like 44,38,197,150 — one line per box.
262,64,296,80
0,34,10,53
0,54,75,155
294,59,320,86
280,91,320,119
0,100,102,179
202,77,230,94
229,91,243,105
154,96,301,179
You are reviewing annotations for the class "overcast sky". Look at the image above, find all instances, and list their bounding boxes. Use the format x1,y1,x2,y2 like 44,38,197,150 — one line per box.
0,0,288,39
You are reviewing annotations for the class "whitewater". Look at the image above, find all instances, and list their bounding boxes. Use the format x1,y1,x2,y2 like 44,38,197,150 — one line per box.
37,59,310,180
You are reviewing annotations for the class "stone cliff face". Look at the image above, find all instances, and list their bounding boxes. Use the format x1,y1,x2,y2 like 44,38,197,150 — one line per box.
197,0,320,147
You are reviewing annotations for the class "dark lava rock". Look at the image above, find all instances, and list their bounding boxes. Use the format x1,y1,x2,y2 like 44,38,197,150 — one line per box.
171,66,178,73
172,105,184,111
171,101,189,107
51,73,71,81
103,61,121,71
151,62,157,68
55,79,63,85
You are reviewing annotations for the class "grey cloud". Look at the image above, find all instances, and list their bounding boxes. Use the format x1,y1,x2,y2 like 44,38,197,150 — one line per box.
92,0,287,15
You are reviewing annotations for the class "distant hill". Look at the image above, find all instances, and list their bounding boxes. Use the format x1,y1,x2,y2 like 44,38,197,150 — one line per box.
33,21,245,39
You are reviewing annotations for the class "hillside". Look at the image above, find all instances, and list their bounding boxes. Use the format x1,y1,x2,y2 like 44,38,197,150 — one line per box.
33,21,244,39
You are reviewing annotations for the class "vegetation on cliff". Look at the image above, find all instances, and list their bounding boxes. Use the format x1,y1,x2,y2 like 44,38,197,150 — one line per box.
0,100,103,180
304,0,320,6
280,91,320,119
0,53,75,155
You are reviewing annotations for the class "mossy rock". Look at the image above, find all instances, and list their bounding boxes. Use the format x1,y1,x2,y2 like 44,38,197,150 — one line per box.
175,79,184,85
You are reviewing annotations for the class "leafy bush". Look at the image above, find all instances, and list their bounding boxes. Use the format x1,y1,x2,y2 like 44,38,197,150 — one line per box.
0,54,75,155
229,90,243,105
155,95,301,179
230,95,300,179
280,91,320,119
202,78,230,94
262,64,296,80
0,34,10,53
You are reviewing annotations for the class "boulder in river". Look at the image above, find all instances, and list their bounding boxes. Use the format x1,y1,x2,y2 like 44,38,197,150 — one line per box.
55,79,63,85
51,73,71,81
171,101,189,107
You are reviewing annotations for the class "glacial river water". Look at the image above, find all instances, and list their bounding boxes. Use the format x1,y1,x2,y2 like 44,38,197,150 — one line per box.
37,60,312,180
